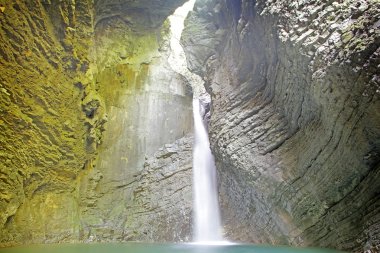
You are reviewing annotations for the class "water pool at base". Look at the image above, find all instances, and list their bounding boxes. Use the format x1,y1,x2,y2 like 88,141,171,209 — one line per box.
0,243,346,253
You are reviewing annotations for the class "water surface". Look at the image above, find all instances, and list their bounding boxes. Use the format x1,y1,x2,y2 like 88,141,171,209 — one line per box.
0,243,346,253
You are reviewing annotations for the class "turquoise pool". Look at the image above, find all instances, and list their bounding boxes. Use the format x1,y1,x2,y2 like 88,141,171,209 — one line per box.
0,243,346,253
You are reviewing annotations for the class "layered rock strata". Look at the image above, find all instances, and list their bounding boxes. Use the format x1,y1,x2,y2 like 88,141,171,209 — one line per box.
182,0,380,252
123,136,193,242
78,136,193,242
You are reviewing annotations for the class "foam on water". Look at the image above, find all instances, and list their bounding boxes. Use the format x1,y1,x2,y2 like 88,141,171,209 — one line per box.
190,241,236,246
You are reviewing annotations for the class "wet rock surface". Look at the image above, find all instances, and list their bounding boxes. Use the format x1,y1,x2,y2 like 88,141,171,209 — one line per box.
182,0,380,252
78,136,193,243
124,136,193,242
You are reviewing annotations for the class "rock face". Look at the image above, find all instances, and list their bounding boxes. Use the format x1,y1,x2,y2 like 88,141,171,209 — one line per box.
78,136,193,242
78,4,193,240
0,0,192,246
0,0,99,246
95,0,189,31
124,136,193,242
182,0,380,252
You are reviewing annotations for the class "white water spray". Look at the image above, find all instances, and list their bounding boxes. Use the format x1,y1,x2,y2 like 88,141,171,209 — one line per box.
192,99,222,242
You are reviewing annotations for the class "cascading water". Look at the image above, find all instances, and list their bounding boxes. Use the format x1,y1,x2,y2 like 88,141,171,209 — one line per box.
192,99,223,242
168,0,224,243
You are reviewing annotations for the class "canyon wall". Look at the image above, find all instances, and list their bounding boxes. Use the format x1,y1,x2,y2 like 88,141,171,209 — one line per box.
182,0,380,252
0,0,192,246
2,0,378,249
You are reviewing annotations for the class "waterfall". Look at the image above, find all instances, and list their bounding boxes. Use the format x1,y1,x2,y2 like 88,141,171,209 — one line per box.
192,99,222,242
168,0,224,243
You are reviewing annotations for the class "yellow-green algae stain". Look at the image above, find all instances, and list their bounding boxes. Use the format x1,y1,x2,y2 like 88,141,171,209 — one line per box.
0,0,100,246
0,0,186,246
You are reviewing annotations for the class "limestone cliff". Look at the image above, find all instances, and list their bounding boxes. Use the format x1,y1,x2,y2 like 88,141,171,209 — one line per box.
0,0,100,246
0,0,191,246
182,0,380,252
123,136,193,242
78,1,193,241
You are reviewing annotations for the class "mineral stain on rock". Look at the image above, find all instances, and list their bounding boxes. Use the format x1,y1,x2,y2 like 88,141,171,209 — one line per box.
0,0,379,252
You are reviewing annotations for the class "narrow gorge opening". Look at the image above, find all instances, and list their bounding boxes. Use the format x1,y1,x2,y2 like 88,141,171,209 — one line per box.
0,0,379,253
